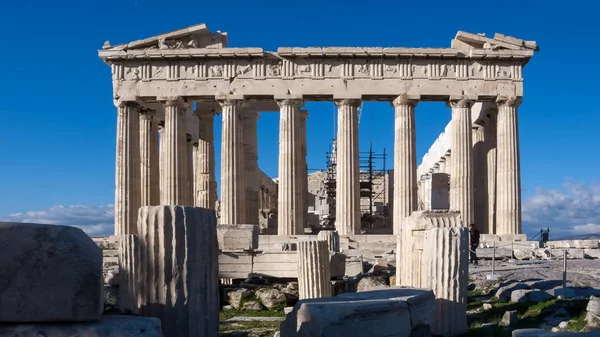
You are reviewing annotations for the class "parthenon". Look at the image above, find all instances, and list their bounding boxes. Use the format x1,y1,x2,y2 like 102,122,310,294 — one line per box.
98,23,538,236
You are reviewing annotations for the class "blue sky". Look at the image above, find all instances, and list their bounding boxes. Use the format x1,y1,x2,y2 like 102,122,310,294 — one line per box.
1,0,599,237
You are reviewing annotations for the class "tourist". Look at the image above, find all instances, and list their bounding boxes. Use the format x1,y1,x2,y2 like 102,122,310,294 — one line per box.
469,224,480,265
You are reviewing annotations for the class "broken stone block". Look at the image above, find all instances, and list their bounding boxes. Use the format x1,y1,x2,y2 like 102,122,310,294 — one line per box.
345,259,364,277
514,248,534,260
329,252,346,278
586,296,600,328
242,300,264,311
217,224,259,251
337,288,435,329
255,288,287,310
584,249,600,259
281,287,434,337
0,222,103,323
0,316,163,337
501,310,518,326
546,240,599,249
228,288,253,310
357,276,388,292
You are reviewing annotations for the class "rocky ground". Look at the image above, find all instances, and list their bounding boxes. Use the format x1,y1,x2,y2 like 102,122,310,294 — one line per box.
216,260,600,337
467,259,600,336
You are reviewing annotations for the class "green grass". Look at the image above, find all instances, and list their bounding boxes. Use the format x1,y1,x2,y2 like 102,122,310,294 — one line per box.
220,308,285,322
520,299,558,319
464,297,591,337
219,320,280,333
468,289,485,297
566,312,588,332
468,300,484,311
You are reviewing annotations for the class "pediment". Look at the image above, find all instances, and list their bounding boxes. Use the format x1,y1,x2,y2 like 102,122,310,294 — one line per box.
452,31,539,52
102,23,228,51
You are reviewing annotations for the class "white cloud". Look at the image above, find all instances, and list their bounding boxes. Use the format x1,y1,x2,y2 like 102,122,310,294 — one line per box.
1,204,114,236
522,180,600,237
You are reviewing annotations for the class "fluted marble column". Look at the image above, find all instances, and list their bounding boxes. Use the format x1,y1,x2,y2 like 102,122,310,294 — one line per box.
140,110,159,207
219,99,245,225
160,98,189,205
422,227,468,337
449,98,475,227
185,132,194,205
158,122,165,200
114,99,141,235
194,110,217,210
317,230,340,253
335,99,361,235
485,111,498,234
298,110,309,229
243,110,260,224
118,234,140,314
496,96,522,234
277,99,304,235
472,125,487,233
297,240,332,299
392,95,418,235
137,206,219,337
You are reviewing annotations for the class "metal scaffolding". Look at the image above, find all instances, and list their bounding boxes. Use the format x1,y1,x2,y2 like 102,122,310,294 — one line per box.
324,139,388,230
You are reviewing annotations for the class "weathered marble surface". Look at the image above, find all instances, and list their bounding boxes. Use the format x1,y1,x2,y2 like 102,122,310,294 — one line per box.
0,316,163,337
0,222,103,323
422,227,468,337
217,223,258,251
297,240,331,299
137,206,219,337
280,287,434,337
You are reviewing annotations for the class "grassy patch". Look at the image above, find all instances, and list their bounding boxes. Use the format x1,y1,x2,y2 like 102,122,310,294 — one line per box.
521,299,558,319
469,289,485,297
468,300,484,311
220,308,285,322
219,320,280,333
465,297,591,337
566,312,588,332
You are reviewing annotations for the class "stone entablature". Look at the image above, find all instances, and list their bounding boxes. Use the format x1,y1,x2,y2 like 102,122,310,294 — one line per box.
99,29,536,101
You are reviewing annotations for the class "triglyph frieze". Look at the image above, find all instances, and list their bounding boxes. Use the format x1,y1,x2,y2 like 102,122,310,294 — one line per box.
112,57,523,83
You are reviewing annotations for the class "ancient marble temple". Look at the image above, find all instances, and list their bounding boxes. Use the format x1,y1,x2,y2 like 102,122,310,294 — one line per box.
98,23,538,236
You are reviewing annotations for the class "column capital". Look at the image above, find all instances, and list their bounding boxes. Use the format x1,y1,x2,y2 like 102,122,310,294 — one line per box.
496,96,522,108
139,108,157,120
216,97,244,108
158,96,190,109
448,97,475,109
334,98,361,107
391,94,419,107
276,98,304,108
114,97,143,109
